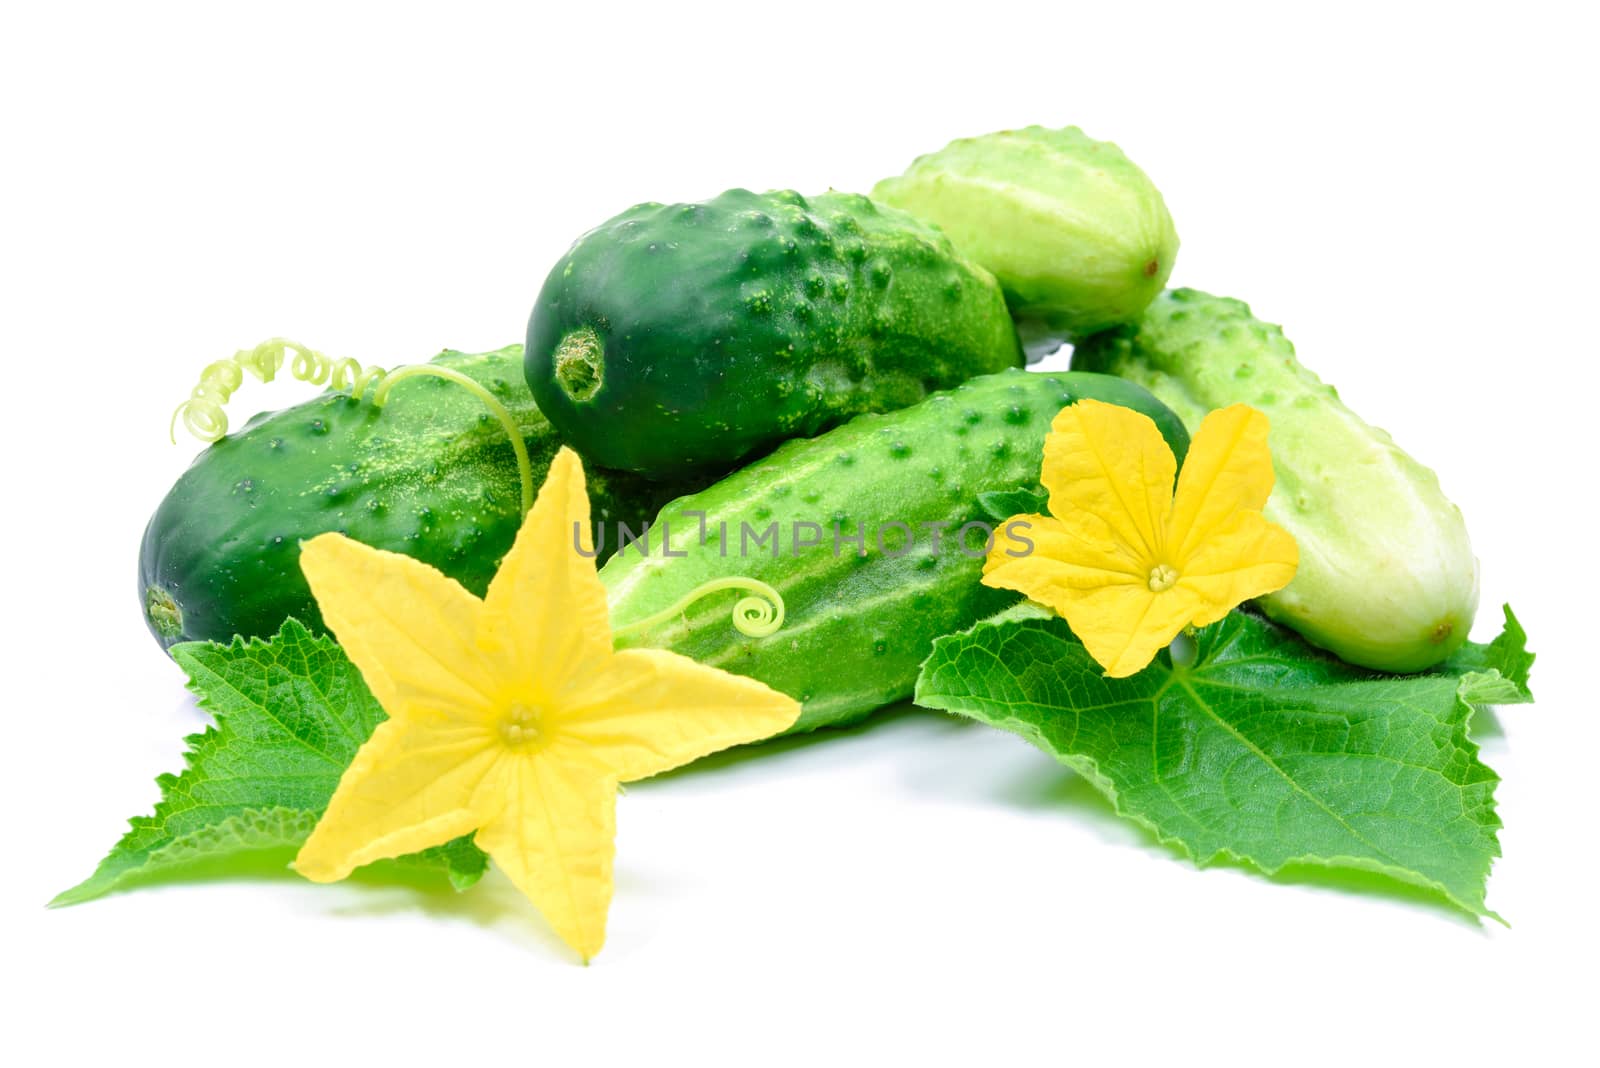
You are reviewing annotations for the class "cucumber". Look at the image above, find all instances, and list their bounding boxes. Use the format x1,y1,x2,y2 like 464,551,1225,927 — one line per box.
141,346,699,650
1074,289,1479,672
873,125,1178,351
525,188,1023,481
601,368,1188,734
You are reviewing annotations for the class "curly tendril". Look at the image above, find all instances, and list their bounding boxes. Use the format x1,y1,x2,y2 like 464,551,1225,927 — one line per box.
169,339,535,515
170,338,389,443
610,577,787,640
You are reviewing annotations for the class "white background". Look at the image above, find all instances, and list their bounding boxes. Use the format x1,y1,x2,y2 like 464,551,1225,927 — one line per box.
4,2,1594,1064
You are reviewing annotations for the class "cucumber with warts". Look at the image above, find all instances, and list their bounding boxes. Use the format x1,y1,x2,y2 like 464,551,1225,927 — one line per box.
526,188,1023,480
141,346,700,650
1074,289,1479,672
601,368,1188,733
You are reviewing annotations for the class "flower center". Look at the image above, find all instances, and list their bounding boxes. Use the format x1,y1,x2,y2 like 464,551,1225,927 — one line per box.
499,703,543,747
1147,564,1179,593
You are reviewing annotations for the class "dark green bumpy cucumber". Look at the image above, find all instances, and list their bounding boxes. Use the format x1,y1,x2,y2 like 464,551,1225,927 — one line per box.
526,189,1023,481
600,368,1188,734
141,346,700,651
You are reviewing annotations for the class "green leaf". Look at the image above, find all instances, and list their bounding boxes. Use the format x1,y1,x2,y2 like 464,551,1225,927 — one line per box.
976,485,1048,523
55,619,487,906
914,605,1533,918
1441,603,1535,696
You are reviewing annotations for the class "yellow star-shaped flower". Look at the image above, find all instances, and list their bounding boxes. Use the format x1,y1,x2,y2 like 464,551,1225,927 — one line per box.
985,399,1299,677
293,447,800,962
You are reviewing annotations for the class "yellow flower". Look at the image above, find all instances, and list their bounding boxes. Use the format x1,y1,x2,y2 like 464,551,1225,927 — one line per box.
984,399,1298,678
293,447,800,962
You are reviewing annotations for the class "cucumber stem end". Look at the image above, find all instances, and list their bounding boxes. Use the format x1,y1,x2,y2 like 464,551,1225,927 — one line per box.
554,327,604,403
145,585,185,642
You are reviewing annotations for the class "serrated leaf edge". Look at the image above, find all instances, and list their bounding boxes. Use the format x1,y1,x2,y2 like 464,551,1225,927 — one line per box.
51,806,317,907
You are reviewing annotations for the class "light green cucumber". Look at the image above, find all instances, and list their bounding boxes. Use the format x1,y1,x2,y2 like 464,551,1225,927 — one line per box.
1074,289,1479,672
600,368,1189,734
874,125,1178,350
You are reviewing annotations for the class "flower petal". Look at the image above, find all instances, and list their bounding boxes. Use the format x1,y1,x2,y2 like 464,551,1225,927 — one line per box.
983,514,1147,609
1058,583,1207,678
1041,399,1175,563
480,448,616,696
294,715,501,882
558,648,802,781
1168,404,1277,565
475,756,616,963
1176,510,1299,627
300,533,499,719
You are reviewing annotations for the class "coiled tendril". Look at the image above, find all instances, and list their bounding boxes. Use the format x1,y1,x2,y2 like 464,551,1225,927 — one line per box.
170,338,535,514
611,577,786,640
170,338,389,444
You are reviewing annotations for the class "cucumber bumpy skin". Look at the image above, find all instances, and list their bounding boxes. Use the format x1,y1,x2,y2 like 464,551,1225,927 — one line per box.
140,346,699,650
526,188,1023,481
1074,289,1479,672
601,368,1189,734
874,125,1178,351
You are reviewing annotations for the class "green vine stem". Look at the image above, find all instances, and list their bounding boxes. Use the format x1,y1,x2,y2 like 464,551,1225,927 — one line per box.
611,577,787,640
371,364,533,515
